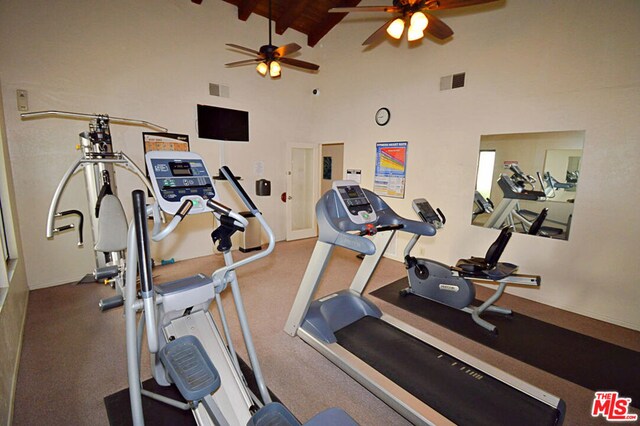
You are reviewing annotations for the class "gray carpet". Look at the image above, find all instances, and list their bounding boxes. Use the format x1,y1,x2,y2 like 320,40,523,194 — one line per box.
12,238,640,425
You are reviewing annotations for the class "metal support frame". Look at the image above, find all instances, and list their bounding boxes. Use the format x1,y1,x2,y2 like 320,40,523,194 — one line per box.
483,198,519,229
284,241,334,336
349,230,396,295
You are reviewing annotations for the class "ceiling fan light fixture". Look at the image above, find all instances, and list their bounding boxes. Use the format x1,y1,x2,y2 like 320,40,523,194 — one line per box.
407,25,424,42
269,60,281,78
386,18,405,39
256,61,268,76
410,11,428,32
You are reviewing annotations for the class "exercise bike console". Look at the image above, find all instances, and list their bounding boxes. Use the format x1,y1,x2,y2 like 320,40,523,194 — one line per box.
332,180,376,224
412,198,445,229
146,151,217,215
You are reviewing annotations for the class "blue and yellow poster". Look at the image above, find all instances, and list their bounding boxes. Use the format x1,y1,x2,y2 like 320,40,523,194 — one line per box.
374,141,408,198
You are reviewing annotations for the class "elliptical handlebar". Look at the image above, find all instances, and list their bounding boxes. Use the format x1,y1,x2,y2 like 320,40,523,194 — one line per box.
219,166,259,214
210,166,276,288
206,198,249,229
132,190,159,353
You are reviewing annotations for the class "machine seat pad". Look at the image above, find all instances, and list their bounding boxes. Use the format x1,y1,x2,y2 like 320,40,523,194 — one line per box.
94,194,128,252
456,257,518,281
158,335,220,402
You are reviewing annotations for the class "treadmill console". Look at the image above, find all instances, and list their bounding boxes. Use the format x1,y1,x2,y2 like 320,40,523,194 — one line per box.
146,151,217,215
332,180,376,224
498,174,545,201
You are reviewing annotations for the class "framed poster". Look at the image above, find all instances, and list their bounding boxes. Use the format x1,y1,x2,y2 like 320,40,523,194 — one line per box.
143,132,190,154
374,141,408,198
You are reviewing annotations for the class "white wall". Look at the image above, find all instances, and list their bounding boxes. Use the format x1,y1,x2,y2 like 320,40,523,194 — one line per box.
308,0,640,329
1,0,639,330
0,0,320,289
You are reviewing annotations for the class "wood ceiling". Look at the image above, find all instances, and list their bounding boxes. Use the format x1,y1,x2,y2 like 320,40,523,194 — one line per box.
208,0,363,47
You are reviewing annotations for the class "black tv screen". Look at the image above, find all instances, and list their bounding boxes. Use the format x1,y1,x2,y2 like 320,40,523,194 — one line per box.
197,104,249,142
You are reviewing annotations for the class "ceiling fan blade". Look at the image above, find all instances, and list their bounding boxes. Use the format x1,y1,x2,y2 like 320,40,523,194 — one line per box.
329,6,400,13
225,59,261,67
423,12,454,39
275,43,302,58
279,57,319,71
226,43,260,56
426,0,498,10
362,17,397,46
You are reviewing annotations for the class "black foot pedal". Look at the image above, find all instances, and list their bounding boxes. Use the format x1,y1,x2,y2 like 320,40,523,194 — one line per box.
159,335,221,402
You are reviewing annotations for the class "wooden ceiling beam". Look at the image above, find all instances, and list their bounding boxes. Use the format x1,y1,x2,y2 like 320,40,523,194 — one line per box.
307,0,361,47
237,0,260,21
275,0,309,35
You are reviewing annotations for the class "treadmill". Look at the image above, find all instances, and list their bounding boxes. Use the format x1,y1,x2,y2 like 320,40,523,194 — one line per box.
284,180,565,426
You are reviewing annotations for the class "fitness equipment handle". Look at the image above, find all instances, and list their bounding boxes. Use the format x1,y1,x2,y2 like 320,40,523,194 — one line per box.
206,199,249,228
151,199,193,242
21,110,167,132
358,223,404,236
54,209,84,246
219,166,259,214
132,190,159,354
210,167,276,287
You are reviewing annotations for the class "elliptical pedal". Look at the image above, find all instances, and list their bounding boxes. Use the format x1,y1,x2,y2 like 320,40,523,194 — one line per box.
159,335,221,403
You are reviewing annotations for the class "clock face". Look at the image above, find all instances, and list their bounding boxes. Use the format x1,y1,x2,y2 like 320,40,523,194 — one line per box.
376,108,390,126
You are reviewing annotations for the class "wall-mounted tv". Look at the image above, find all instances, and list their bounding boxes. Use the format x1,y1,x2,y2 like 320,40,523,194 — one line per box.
197,104,249,142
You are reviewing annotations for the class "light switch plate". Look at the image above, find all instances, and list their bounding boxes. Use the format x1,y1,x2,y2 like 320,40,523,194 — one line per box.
17,89,28,111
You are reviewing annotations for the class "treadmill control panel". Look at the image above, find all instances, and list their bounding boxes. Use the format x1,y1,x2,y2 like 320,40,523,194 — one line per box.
332,180,376,224
146,151,217,215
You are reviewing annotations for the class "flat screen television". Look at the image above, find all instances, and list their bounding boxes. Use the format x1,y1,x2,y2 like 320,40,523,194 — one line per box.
197,104,249,142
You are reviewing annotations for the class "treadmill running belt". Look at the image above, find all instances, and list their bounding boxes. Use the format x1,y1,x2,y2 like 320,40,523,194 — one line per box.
335,316,561,426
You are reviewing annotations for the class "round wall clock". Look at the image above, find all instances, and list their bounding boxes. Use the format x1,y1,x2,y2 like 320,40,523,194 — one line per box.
375,107,390,126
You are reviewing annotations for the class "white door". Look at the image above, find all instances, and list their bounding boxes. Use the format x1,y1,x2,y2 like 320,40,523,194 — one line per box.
286,143,318,241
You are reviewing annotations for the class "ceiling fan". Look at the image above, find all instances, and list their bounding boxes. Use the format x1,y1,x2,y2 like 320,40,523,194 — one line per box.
330,0,498,46
225,0,319,78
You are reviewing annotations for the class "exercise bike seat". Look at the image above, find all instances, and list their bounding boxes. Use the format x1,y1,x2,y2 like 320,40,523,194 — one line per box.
456,227,518,280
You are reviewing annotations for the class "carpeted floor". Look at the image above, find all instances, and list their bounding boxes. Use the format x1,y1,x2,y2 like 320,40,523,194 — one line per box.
12,238,640,425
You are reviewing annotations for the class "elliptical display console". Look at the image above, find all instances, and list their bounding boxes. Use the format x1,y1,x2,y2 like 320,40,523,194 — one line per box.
146,151,217,215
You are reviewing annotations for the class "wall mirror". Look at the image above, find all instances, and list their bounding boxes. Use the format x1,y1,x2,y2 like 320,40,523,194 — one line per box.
471,130,585,240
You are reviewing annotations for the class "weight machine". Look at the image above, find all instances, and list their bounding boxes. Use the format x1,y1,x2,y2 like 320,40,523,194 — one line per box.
22,110,164,309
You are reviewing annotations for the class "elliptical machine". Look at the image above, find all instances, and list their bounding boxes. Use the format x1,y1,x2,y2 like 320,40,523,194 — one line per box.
125,151,356,426
401,198,541,333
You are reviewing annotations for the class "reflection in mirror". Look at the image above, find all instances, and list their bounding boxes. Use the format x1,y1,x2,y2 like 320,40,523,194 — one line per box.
471,131,585,240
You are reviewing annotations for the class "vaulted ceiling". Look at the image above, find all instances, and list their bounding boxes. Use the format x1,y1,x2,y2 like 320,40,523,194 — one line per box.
193,0,362,47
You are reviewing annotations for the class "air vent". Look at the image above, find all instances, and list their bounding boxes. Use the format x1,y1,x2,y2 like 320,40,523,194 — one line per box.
452,72,465,89
440,72,466,91
209,83,230,98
